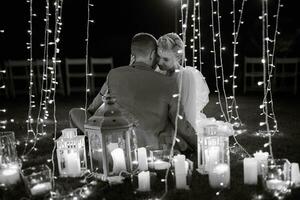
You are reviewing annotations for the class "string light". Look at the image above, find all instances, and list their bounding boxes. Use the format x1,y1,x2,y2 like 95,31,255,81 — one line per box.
161,0,189,199
228,0,247,127
84,0,93,123
258,0,282,159
210,0,228,121
23,0,36,155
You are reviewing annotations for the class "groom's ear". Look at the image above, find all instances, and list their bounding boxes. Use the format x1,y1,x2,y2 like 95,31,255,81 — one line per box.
150,49,157,61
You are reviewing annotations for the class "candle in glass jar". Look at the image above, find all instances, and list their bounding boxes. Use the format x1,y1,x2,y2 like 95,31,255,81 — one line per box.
66,151,81,177
153,160,171,170
111,148,127,174
30,182,52,196
0,163,20,186
205,146,220,172
137,171,150,192
253,151,269,175
209,163,230,189
243,158,258,185
266,179,288,191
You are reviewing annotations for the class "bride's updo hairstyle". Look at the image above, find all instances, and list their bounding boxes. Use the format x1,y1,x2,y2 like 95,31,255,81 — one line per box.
157,33,184,63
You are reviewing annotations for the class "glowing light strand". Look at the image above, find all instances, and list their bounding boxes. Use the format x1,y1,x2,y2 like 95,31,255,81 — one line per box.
162,0,189,198
210,0,228,121
196,0,203,72
229,0,247,125
23,0,36,155
84,0,93,123
191,0,196,68
50,0,64,188
216,0,230,121
264,0,281,135
0,30,8,129
261,0,273,158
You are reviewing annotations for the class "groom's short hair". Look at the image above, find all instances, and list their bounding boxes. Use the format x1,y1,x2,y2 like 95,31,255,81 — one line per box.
131,33,157,57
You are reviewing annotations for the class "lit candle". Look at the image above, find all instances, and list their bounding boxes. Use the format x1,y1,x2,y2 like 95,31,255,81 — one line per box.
208,163,230,189
291,163,300,187
137,171,151,192
137,147,148,171
243,158,258,185
111,148,127,174
253,151,269,175
66,151,81,177
266,179,289,191
30,182,52,196
174,154,188,189
153,160,171,170
0,163,20,186
205,146,220,172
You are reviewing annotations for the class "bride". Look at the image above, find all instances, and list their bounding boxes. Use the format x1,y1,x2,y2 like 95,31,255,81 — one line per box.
156,32,210,134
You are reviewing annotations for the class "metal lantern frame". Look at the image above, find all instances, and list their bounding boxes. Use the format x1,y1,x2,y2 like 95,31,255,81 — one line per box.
56,128,87,177
197,124,230,174
84,94,137,178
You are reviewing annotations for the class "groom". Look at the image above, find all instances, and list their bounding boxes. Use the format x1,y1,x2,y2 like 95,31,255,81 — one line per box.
69,33,196,151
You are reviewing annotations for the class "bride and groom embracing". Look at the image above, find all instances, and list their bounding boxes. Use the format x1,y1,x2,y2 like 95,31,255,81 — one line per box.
69,32,210,153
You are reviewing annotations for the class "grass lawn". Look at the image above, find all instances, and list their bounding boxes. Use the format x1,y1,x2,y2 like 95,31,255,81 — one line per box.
1,93,300,199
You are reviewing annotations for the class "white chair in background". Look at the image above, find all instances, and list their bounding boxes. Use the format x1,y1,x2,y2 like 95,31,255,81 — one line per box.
35,59,65,96
274,57,298,95
5,60,35,98
65,58,86,96
90,57,113,94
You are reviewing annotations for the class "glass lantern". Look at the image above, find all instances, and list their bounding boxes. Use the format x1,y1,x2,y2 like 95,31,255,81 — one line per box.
0,131,21,186
56,128,87,177
84,93,138,179
262,159,293,199
22,164,52,197
197,124,230,174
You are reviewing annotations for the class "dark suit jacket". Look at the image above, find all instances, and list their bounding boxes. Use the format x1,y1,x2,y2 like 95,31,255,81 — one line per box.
88,62,196,149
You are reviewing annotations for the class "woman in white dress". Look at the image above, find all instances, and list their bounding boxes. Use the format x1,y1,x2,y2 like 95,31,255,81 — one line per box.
156,32,210,134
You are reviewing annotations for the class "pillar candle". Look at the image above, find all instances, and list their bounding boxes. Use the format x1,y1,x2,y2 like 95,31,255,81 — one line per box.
291,163,300,187
243,158,258,185
209,163,230,189
111,148,127,174
30,182,52,196
174,154,188,189
0,163,20,186
66,151,81,177
137,147,148,171
253,151,269,175
137,171,151,192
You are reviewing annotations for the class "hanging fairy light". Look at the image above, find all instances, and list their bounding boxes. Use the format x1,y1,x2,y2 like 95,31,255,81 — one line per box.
209,0,229,122
161,0,190,199
22,0,36,156
84,0,94,123
228,0,247,126
257,0,282,158
196,0,204,72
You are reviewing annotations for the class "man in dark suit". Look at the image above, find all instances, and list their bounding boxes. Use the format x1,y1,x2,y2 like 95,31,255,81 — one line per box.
69,33,196,150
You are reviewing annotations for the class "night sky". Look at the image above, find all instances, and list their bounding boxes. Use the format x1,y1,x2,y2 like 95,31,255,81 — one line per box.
1,0,299,69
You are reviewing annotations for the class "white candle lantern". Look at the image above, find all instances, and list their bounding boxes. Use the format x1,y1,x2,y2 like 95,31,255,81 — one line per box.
197,124,231,174
22,164,52,196
84,93,138,178
56,128,87,177
262,159,293,199
0,131,21,186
